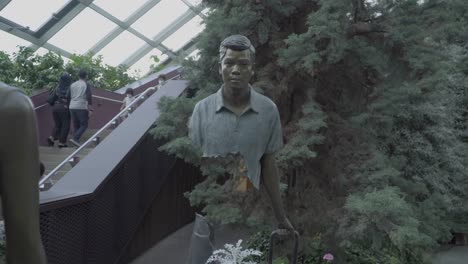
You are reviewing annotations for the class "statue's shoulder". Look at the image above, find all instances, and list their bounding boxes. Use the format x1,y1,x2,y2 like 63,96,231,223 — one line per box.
194,92,217,109
0,82,32,111
0,82,25,99
0,81,22,95
250,87,278,110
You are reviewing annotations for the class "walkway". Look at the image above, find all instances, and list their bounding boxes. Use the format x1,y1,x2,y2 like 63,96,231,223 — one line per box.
132,230,468,264
131,222,253,264
432,246,468,264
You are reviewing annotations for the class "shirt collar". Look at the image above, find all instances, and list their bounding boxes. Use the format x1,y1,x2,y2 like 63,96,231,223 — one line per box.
215,85,260,113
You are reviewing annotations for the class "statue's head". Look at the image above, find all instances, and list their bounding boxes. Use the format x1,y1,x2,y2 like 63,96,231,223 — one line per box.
218,35,255,92
219,35,256,64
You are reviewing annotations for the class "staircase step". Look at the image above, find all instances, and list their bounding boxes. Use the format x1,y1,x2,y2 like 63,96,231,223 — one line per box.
79,128,113,144
39,127,113,188
39,146,76,155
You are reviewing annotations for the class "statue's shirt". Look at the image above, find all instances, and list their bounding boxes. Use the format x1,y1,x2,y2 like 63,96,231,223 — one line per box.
188,86,283,189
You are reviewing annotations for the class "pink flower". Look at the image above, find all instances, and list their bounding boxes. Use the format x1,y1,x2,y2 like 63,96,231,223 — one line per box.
323,253,334,262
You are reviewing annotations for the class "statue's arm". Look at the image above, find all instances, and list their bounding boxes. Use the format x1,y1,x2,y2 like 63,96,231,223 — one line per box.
261,105,294,230
0,92,47,264
261,153,294,230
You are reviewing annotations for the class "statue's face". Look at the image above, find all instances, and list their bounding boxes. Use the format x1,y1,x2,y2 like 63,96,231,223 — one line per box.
219,49,253,94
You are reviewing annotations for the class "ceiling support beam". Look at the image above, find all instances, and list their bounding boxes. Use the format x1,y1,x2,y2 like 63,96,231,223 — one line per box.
34,0,95,50
0,0,205,71
180,0,207,19
0,20,72,57
0,0,11,12
86,0,162,55
121,8,196,67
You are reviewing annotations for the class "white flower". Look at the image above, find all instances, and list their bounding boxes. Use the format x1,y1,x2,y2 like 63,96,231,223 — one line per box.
206,239,262,264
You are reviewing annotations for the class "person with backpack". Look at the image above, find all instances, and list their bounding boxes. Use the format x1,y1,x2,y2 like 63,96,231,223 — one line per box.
47,72,72,148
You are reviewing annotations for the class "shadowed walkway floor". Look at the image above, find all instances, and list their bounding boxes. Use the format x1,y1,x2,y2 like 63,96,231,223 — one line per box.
131,222,253,264
432,246,468,264
132,223,468,264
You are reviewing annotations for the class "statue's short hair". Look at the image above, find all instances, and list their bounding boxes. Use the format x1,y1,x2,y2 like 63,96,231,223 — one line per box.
219,35,255,64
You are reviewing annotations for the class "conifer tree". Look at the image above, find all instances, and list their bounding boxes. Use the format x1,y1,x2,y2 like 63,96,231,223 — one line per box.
151,0,468,262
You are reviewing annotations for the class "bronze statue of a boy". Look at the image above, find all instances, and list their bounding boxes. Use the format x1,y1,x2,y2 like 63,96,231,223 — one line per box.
189,34,293,229
187,35,294,263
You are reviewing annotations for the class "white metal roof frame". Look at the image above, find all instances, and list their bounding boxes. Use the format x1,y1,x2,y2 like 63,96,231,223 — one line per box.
0,0,204,74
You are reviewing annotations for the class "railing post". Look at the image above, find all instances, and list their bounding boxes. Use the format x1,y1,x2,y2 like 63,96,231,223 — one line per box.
69,156,80,167
93,137,100,146
111,120,119,129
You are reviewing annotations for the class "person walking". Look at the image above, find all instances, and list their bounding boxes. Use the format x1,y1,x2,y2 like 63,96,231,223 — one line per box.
156,74,167,91
69,70,93,147
120,88,135,119
47,72,72,148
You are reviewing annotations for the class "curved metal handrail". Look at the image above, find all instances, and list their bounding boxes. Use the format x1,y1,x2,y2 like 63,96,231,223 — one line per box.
39,86,157,186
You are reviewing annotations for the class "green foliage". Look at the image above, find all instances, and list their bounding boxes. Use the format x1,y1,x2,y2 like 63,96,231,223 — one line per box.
340,187,432,250
342,240,427,264
6,47,65,94
149,55,161,72
246,230,328,264
158,137,201,165
246,230,271,263
150,0,468,263
65,54,136,91
151,96,198,139
0,51,16,85
278,0,351,71
185,154,265,225
277,100,327,171
0,47,138,93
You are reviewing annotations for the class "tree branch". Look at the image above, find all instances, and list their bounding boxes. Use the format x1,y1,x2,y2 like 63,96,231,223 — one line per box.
352,0,369,22
346,22,387,38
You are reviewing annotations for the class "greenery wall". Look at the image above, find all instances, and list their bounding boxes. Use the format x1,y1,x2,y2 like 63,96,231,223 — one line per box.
0,46,139,94
151,0,468,263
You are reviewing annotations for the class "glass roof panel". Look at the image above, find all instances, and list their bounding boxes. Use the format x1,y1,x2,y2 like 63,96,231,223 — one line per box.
0,0,68,31
128,48,168,76
0,30,31,55
96,31,147,66
186,0,202,5
132,0,189,38
48,8,115,55
162,15,204,51
93,0,148,21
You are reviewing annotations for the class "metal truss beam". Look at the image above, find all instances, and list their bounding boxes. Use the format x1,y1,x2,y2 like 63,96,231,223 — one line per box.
121,8,196,67
159,38,199,68
33,0,94,51
1,0,205,71
0,0,11,12
86,0,162,55
180,0,207,19
0,19,72,57
178,40,199,58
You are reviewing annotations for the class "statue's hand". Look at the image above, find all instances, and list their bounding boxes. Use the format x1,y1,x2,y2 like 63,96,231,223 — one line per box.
277,217,295,232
